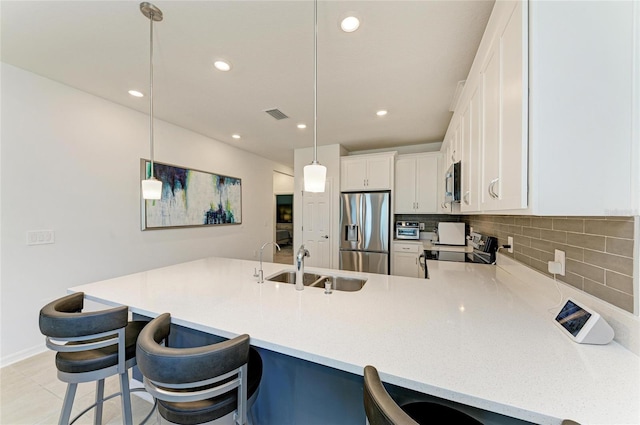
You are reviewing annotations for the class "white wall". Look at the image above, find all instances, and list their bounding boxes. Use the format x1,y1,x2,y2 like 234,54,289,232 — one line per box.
273,171,294,194
0,63,291,365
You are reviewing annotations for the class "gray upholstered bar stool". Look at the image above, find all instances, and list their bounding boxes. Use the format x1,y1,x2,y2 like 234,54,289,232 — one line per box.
363,365,483,425
39,292,148,425
136,313,263,425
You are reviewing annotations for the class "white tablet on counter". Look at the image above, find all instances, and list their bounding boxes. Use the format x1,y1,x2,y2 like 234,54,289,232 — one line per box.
554,299,614,345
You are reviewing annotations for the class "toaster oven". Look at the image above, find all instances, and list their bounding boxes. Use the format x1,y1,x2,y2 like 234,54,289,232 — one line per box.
395,221,420,240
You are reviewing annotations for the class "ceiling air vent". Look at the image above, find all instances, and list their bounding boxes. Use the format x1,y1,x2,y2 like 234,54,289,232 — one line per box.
264,108,289,120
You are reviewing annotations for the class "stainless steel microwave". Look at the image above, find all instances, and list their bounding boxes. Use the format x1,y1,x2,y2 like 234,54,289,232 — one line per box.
445,161,461,203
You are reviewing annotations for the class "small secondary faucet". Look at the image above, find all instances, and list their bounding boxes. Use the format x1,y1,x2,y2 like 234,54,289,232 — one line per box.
295,245,310,291
255,241,281,283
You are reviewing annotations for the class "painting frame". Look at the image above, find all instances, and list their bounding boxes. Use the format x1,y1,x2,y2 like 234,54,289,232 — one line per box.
140,159,242,230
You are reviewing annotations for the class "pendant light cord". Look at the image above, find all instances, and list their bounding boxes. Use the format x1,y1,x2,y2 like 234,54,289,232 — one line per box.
148,9,155,178
313,0,318,164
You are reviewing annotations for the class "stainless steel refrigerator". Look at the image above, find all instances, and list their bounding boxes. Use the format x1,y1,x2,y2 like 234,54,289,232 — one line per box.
339,191,390,274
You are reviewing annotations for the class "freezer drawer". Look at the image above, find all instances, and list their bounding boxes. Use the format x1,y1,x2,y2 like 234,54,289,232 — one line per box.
339,250,389,275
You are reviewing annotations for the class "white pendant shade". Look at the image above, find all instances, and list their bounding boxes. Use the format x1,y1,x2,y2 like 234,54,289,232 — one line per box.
142,177,162,200
303,162,327,192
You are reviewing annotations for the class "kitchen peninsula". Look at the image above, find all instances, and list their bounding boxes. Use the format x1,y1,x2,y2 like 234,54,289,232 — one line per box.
69,256,639,425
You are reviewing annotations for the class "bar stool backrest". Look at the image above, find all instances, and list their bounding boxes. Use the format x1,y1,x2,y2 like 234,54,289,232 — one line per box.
136,313,252,425
363,365,418,425
39,292,130,375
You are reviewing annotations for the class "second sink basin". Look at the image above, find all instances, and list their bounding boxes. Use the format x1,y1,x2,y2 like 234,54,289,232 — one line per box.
313,276,367,292
265,270,366,292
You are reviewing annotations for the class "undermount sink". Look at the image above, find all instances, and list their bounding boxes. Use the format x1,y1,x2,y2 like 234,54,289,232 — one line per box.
265,271,367,292
266,271,323,286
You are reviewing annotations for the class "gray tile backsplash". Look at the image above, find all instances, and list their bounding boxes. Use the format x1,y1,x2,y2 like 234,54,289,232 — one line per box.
463,215,636,313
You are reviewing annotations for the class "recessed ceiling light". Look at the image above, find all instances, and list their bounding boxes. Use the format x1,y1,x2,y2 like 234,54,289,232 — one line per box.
214,60,232,72
232,134,241,139
340,16,360,33
376,110,388,116
297,124,307,129
128,90,144,97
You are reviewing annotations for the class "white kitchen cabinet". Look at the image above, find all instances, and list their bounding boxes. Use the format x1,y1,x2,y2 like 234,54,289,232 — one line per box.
341,152,395,191
445,1,637,216
441,0,528,213
460,83,481,212
526,0,639,215
479,0,528,211
395,153,440,214
392,242,422,278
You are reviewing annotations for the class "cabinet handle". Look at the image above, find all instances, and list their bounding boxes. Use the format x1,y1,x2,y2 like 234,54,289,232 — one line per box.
463,191,470,205
488,178,499,199
321,235,329,239
416,202,419,209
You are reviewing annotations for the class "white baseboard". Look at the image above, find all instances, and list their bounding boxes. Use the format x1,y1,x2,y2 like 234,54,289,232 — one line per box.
0,344,47,368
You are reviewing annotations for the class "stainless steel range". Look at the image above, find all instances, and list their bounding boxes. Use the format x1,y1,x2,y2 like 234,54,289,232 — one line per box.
419,232,498,278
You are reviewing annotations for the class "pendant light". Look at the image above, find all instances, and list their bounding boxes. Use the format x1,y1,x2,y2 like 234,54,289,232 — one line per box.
303,0,327,193
140,2,163,200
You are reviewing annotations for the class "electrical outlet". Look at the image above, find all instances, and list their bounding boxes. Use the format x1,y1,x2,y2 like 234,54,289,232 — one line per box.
507,236,514,253
554,249,565,276
26,230,55,245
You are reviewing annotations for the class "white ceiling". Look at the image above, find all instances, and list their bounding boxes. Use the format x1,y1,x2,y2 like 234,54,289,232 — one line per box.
1,0,494,167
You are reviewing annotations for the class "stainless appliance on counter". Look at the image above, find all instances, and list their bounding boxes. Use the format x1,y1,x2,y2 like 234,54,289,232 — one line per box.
395,221,420,240
340,191,390,274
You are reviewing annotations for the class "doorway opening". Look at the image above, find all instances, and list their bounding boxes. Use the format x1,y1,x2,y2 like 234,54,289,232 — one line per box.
275,194,293,264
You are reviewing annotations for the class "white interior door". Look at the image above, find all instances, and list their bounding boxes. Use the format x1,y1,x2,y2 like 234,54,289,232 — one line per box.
302,180,332,268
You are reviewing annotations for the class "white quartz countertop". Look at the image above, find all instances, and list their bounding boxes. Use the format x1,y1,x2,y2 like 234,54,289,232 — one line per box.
69,256,639,425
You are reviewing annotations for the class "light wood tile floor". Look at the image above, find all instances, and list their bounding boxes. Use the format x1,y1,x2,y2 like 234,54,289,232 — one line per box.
1,351,156,424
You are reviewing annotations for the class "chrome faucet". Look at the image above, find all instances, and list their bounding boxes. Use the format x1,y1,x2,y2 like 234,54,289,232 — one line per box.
295,245,310,291
255,241,281,283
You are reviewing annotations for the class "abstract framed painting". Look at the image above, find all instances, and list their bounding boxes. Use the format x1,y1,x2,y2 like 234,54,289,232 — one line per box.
140,159,242,230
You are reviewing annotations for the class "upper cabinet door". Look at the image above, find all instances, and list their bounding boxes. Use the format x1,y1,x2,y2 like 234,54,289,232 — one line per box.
394,153,441,214
341,158,368,191
479,45,501,211
340,153,395,192
366,156,393,190
461,84,482,212
415,155,439,213
395,157,417,213
495,0,528,210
